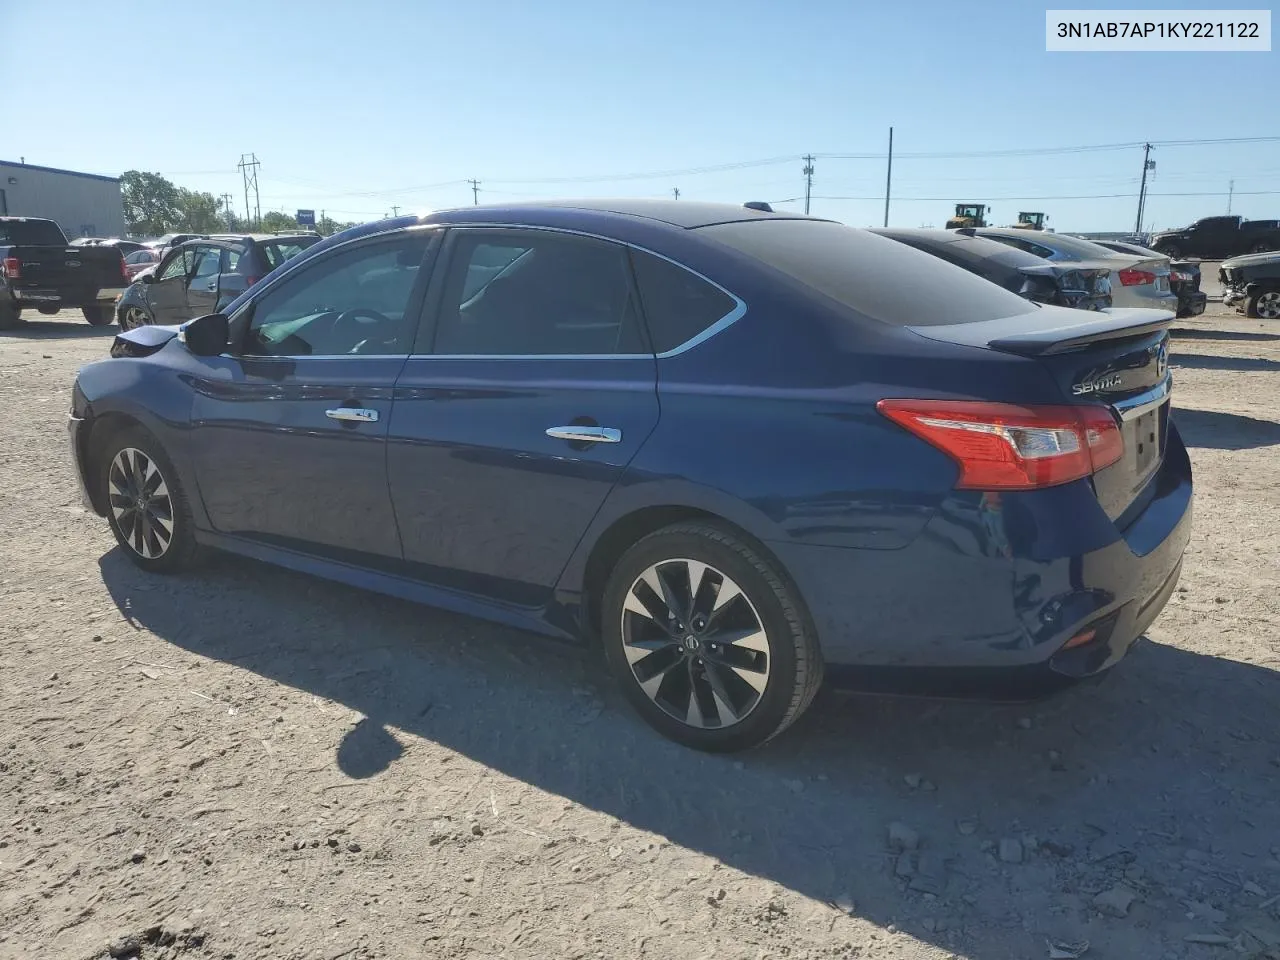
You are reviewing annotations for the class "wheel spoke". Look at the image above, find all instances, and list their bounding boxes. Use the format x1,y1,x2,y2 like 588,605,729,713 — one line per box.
700,660,744,726
711,626,769,654
622,636,677,666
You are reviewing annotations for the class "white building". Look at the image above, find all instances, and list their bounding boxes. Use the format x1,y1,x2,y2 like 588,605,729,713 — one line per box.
0,160,125,239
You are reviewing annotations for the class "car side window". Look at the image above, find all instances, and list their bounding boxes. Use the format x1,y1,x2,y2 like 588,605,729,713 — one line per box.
191,246,222,280
629,249,737,353
431,231,646,356
157,248,195,281
242,232,429,357
226,247,242,272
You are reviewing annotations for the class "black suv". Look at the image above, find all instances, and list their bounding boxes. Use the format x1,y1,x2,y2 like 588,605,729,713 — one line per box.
117,233,321,329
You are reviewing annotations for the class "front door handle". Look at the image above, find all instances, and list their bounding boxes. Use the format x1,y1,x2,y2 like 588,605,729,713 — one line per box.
545,425,621,443
326,407,379,423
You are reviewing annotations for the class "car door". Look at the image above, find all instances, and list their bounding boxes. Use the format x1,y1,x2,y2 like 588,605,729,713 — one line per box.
186,228,436,562
386,227,661,608
185,243,224,318
146,246,196,323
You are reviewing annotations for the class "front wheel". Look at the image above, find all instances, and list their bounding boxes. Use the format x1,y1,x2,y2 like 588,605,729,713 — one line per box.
0,304,20,331
1246,288,1280,320
119,305,151,331
98,426,201,573
82,304,114,326
601,522,823,752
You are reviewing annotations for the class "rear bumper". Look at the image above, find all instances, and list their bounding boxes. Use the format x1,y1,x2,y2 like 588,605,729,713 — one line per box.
769,425,1193,699
67,411,97,512
1111,288,1178,311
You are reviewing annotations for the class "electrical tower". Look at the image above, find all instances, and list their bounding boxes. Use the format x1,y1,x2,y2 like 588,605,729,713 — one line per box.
237,153,262,229
802,155,815,215
1228,179,1235,215
219,193,234,229
672,187,680,201
467,179,481,206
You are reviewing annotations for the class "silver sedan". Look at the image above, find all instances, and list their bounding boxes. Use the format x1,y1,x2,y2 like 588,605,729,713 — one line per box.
971,228,1178,311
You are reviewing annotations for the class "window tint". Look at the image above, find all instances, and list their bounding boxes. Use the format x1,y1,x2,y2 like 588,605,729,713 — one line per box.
699,219,1034,327
243,232,428,357
432,231,645,356
261,240,315,269
629,250,736,353
157,248,195,281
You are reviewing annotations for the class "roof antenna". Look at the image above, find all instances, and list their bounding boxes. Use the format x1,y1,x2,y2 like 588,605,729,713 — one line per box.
743,201,773,213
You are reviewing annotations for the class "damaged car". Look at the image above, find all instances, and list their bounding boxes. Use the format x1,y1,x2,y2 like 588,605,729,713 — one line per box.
1221,250,1280,319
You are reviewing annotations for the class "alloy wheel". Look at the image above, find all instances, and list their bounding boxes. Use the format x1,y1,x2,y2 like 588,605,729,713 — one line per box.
620,558,771,729
108,447,175,559
1256,291,1280,320
122,307,149,330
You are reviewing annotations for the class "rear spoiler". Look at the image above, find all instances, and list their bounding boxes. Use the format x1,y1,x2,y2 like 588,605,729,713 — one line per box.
908,306,1174,358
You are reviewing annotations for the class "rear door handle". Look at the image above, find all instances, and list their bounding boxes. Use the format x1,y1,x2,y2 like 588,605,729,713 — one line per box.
326,407,379,423
546,425,621,443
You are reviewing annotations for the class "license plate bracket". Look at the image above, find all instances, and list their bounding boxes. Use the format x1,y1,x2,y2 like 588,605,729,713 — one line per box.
1133,407,1161,478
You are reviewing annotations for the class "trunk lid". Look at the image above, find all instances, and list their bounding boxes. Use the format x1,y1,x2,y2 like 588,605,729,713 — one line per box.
4,246,125,296
909,305,1174,522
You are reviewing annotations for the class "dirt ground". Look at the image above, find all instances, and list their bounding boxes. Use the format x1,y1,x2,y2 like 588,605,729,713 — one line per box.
1,294,1278,960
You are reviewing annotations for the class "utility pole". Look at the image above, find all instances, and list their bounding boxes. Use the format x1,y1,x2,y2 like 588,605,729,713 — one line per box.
237,153,261,229
467,179,481,206
1227,179,1235,215
802,154,815,215
391,205,400,217
1134,143,1154,236
219,193,234,229
883,127,894,228
672,187,680,200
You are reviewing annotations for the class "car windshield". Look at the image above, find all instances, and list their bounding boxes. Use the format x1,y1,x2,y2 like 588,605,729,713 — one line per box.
0,220,68,245
700,218,1034,326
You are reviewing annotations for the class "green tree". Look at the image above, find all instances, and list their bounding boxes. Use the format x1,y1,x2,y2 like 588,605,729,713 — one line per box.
259,210,301,234
121,170,181,236
175,189,223,233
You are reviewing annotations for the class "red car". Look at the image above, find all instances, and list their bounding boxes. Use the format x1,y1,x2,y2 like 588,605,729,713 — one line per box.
123,248,162,280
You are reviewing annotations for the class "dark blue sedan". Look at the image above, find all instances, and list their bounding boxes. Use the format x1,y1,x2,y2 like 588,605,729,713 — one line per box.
67,201,1192,751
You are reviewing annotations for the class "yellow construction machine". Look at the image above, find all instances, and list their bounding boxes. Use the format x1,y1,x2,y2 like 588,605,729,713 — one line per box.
1011,212,1048,230
945,203,989,229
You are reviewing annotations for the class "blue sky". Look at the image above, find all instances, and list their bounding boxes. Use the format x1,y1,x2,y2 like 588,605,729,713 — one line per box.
4,0,1276,231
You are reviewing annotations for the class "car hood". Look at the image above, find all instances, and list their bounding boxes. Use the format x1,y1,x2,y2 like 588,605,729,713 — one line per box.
1222,250,1280,270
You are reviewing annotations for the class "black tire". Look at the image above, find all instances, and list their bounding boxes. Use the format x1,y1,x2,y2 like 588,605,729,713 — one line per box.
600,521,823,752
82,304,114,326
97,425,201,574
1245,287,1280,320
0,304,20,331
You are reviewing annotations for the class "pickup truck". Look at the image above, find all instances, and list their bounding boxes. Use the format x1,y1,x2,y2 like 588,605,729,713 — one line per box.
0,217,129,330
1149,215,1280,260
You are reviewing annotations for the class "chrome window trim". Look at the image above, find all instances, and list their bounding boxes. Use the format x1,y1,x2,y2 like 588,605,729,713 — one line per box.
225,221,747,362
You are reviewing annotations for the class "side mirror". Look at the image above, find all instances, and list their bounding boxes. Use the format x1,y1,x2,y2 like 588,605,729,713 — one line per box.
140,272,155,283
179,313,229,357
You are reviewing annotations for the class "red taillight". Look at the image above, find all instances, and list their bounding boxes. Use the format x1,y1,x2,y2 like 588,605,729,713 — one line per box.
877,399,1124,490
1117,268,1156,287
2,256,19,280
120,253,130,284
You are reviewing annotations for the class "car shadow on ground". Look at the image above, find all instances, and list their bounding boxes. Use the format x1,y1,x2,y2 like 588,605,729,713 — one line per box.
1171,327,1280,343
1174,407,1280,450
98,547,1280,957
0,318,115,339
1171,353,1280,372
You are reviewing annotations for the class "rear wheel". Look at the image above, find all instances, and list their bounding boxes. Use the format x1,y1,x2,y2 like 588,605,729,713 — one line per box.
0,303,20,331
82,304,114,326
1246,288,1280,320
601,522,823,752
98,426,201,573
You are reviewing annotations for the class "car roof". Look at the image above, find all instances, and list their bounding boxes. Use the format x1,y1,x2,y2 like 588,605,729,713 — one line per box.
871,227,1048,265
421,199,825,231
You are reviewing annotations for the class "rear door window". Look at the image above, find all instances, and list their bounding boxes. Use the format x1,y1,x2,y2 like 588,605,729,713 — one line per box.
629,250,738,353
700,219,1033,326
430,230,646,355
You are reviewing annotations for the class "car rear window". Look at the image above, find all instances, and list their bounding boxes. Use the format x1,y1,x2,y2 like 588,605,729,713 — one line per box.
0,219,68,245
699,219,1033,326
261,238,320,269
